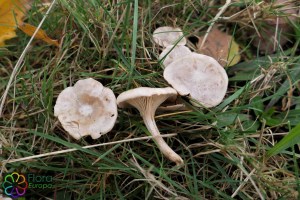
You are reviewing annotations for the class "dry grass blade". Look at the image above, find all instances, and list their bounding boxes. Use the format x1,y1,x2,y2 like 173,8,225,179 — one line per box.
2,134,177,164
130,156,178,198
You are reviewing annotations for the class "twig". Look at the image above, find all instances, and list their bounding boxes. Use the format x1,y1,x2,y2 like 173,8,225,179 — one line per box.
2,133,177,164
199,0,231,49
0,0,57,117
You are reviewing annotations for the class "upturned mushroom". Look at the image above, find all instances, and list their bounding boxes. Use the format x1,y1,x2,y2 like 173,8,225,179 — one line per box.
54,78,118,140
117,87,184,166
159,45,192,67
153,26,186,47
163,53,228,108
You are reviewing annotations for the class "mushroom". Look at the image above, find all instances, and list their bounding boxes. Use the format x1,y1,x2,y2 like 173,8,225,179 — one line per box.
117,87,184,166
159,45,192,67
163,53,228,107
54,78,118,140
153,26,187,47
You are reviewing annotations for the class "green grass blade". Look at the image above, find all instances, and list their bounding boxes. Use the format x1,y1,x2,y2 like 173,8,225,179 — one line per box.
215,83,250,111
267,123,300,158
128,0,139,89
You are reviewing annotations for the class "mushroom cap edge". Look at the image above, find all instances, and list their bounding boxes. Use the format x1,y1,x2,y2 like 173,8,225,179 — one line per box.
117,87,177,108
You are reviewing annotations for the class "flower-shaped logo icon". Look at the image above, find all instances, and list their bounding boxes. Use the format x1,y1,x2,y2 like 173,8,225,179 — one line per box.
2,172,28,198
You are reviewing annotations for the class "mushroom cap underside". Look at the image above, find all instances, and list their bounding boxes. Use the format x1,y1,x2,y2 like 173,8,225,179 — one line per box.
117,87,177,108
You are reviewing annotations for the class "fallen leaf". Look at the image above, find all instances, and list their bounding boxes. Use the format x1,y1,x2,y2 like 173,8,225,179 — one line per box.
18,23,59,47
0,0,58,47
0,0,27,46
227,39,240,67
197,27,241,67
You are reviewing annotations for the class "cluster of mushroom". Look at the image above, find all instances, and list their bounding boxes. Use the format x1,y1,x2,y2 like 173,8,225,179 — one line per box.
153,26,228,108
54,26,229,166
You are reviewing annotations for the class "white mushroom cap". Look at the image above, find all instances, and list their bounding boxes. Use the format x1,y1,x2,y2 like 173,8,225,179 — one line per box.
164,53,228,107
117,87,184,166
54,78,117,140
159,45,192,67
153,26,187,47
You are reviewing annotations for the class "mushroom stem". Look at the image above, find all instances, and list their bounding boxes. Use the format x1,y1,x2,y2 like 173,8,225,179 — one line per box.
117,88,184,166
143,114,183,166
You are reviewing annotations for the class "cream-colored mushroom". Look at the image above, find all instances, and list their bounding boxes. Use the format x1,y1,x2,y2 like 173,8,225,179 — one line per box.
117,87,184,166
153,26,186,47
159,45,192,67
54,78,117,140
164,53,228,107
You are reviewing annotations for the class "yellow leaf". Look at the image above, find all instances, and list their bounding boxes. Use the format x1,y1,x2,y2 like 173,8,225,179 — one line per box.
18,23,59,47
0,0,27,46
227,39,241,67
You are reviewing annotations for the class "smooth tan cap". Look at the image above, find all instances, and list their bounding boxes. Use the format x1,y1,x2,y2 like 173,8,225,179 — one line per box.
153,26,187,47
54,78,117,140
163,53,228,107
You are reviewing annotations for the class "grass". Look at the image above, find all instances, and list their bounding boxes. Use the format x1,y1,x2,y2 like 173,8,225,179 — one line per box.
1,0,300,199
